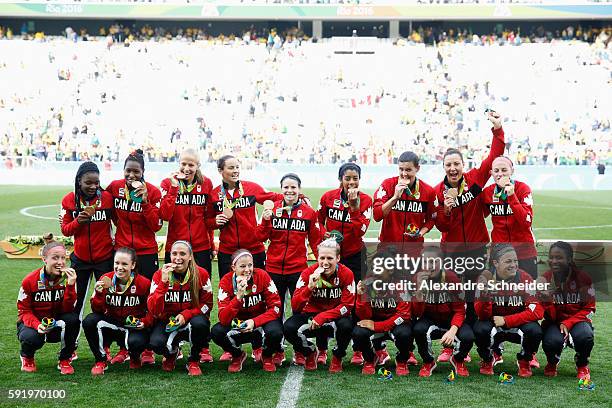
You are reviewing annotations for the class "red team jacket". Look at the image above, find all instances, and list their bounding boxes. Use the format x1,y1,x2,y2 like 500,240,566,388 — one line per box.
148,266,213,323
356,292,411,333
318,189,372,257
434,127,505,247
210,180,280,254
475,270,544,328
372,177,436,244
257,199,323,275
540,268,596,331
160,177,216,253
292,263,356,326
412,270,466,328
217,268,281,328
481,181,537,259
17,268,77,329
90,271,153,327
107,180,162,255
60,190,114,263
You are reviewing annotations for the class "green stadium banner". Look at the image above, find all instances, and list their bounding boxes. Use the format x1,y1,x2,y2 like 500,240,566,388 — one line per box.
0,3,610,20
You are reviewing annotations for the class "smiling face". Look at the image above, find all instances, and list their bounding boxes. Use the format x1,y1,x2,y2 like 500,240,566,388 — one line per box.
443,153,464,185
317,247,340,275
232,254,254,279
42,246,66,277
548,247,571,275
491,159,513,187
282,178,300,205
79,172,100,198
340,169,360,191
219,157,240,185
493,250,519,280
398,161,419,185
114,251,136,282
170,242,192,274
179,153,200,183
124,160,143,187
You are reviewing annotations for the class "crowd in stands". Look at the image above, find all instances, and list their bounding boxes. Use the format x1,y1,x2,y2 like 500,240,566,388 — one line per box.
0,22,610,167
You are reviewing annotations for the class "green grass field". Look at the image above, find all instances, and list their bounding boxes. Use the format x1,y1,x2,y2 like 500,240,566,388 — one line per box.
0,186,610,408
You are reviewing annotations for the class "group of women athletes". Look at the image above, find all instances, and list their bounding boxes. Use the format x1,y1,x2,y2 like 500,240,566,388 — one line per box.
16,111,595,380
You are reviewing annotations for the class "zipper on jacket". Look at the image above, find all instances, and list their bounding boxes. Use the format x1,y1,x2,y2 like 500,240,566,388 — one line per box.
88,223,93,263
281,213,290,274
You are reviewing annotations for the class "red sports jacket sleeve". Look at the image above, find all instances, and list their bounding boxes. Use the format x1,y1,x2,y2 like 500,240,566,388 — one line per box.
434,191,451,232
423,189,436,232
507,185,533,229
372,300,411,333
181,270,214,322
90,287,107,314
252,182,281,204
252,275,281,328
472,127,506,187
159,179,178,221
142,186,163,232
355,296,373,321
313,273,355,325
561,301,596,331
291,269,313,313
475,299,493,321
347,194,372,239
449,300,466,328
147,272,167,318
317,193,328,227
61,283,77,314
503,299,544,328
60,194,83,236
307,212,323,259
372,183,391,222
217,278,243,327
256,216,273,243
17,279,41,329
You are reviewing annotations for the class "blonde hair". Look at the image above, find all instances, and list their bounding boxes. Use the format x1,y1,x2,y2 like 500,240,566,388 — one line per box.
179,148,203,185
318,238,341,256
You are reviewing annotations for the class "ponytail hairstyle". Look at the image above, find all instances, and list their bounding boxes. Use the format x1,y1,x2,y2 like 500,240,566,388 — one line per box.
74,161,100,212
124,148,145,179
180,148,203,184
172,241,200,308
41,241,66,257
115,246,139,275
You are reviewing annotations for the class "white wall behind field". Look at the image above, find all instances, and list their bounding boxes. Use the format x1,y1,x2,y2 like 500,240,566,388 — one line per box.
0,162,609,190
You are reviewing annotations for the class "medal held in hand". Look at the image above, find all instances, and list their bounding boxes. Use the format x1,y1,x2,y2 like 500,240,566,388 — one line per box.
127,181,143,203
41,317,56,332
125,315,140,328
231,318,248,330
165,316,181,332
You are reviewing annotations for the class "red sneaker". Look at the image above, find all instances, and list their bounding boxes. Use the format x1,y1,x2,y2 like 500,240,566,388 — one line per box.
577,365,591,380
273,351,286,367
252,347,263,363
530,354,540,369
91,361,107,376
396,361,409,376
479,360,494,375
329,355,343,373
228,352,247,373
141,349,155,365
20,356,36,373
262,356,276,372
187,361,202,376
517,359,533,378
162,354,177,372
57,359,74,375
110,348,130,365
544,361,558,377
304,351,318,371
317,348,328,365
220,351,233,362
362,358,377,375
199,348,213,364
350,351,364,366
293,352,306,366
437,347,453,363
493,352,504,366
407,351,418,366
376,349,390,365
419,361,437,377
129,358,142,370
104,347,111,363
451,356,469,377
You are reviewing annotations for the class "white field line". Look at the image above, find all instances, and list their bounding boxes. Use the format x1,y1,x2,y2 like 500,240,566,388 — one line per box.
276,365,305,408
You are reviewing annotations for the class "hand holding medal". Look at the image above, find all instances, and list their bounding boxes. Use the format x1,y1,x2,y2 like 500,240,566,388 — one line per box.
130,181,148,204
169,171,186,187
308,267,323,289
486,109,502,130
95,275,113,292
444,188,458,215
38,317,56,334
394,178,408,199
347,188,360,210
165,315,183,332
161,263,176,284
235,275,248,299
262,200,274,220
61,267,77,285
125,315,142,329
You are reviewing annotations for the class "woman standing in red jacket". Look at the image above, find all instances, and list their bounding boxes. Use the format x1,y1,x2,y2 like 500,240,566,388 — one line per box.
257,173,323,317
160,148,215,273
539,241,595,380
211,155,280,278
148,241,213,376
106,149,162,279
60,161,114,318
481,156,537,278
211,249,283,373
83,247,152,375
